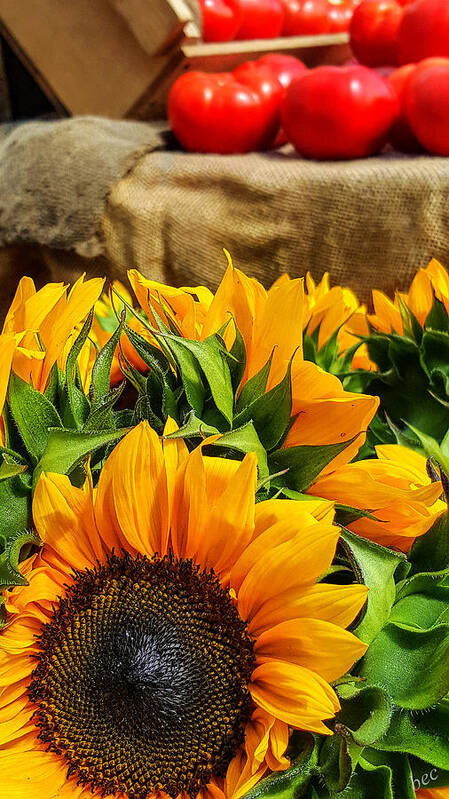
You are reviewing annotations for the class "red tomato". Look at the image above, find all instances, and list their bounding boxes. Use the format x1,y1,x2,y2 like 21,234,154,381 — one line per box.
168,72,277,154
404,59,449,154
327,0,354,33
399,0,449,65
257,53,307,89
387,63,422,150
280,0,330,35
256,54,307,146
200,0,242,42
282,64,399,159
234,0,284,39
233,62,284,145
350,0,403,67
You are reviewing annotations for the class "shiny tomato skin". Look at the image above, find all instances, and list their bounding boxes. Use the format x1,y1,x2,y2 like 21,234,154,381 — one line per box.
280,0,330,35
256,55,307,146
387,63,422,150
404,60,449,155
234,0,284,39
200,0,242,41
350,0,403,67
168,72,272,154
257,54,307,89
327,1,354,33
233,62,284,146
399,0,449,65
282,65,399,159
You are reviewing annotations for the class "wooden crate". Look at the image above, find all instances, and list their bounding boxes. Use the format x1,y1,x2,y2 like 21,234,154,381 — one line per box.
0,0,351,120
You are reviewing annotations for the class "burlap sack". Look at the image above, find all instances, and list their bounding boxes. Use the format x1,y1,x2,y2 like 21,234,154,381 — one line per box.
1,115,449,319
103,147,449,301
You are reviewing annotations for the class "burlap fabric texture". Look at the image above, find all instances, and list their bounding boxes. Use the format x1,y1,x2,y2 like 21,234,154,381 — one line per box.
1,115,449,319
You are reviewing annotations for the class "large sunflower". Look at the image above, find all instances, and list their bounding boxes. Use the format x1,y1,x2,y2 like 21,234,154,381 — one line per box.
0,422,367,799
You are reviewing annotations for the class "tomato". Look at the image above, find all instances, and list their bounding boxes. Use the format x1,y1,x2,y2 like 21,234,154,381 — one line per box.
282,64,399,159
257,53,307,89
168,72,278,154
199,0,242,42
327,0,354,32
280,0,330,35
234,0,284,39
256,54,307,146
350,0,403,67
233,62,284,145
404,59,449,154
399,0,449,65
387,63,422,150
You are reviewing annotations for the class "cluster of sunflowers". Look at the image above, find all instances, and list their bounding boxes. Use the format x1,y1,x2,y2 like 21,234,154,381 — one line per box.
1,254,449,799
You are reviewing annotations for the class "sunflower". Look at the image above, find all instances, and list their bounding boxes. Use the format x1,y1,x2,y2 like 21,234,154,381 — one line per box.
416,789,449,798
308,444,444,552
0,421,368,799
2,274,104,392
365,259,449,335
128,258,378,474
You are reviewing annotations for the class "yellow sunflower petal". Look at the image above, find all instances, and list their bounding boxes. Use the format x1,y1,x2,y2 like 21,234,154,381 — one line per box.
38,275,104,389
254,618,367,682
95,422,169,558
0,747,70,798
248,583,368,636
33,472,105,571
250,660,340,733
195,453,257,577
236,521,340,622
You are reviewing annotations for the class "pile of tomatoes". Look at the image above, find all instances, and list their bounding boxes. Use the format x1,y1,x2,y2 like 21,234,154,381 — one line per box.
169,0,449,159
200,0,361,42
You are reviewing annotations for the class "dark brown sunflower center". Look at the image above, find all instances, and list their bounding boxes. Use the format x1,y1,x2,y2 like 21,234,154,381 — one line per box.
29,553,255,799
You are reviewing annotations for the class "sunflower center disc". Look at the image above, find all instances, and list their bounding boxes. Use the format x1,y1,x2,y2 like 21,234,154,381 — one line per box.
29,553,255,799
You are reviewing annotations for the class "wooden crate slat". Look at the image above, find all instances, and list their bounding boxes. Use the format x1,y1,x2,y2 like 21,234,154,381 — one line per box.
108,0,200,57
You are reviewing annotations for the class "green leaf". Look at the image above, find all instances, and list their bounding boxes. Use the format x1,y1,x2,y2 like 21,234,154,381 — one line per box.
236,351,273,413
389,585,449,630
0,528,40,588
375,702,449,770
159,337,205,418
8,373,63,463
0,457,27,482
209,422,269,480
229,324,246,392
360,622,449,709
268,437,356,495
33,427,130,489
409,509,449,575
90,318,124,410
164,410,220,439
124,324,172,380
339,529,405,644
337,684,393,748
160,333,234,425
62,310,94,429
319,730,352,794
234,359,293,450
84,382,126,432
338,756,394,799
